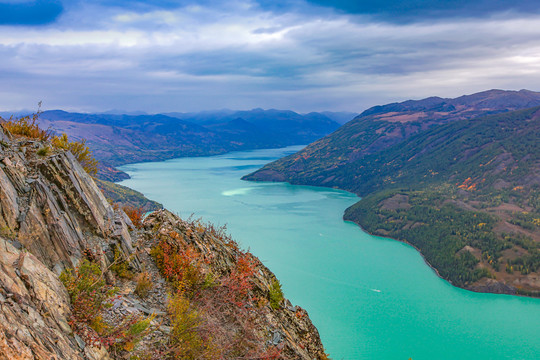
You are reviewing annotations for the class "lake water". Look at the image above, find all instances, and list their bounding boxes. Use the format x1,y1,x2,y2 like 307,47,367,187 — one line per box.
119,146,540,360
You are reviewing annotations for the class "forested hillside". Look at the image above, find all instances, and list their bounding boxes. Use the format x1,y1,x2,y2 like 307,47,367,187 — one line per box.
245,91,540,296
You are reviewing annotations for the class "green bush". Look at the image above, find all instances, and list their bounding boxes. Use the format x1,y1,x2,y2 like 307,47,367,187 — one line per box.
60,258,156,351
36,146,51,156
60,259,117,327
269,279,284,310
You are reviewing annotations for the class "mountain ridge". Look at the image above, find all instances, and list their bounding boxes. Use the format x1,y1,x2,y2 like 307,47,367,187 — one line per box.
36,109,340,181
244,89,540,188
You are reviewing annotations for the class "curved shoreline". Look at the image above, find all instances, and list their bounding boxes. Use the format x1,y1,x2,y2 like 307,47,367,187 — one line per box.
245,174,540,298
122,156,538,298
342,218,540,298
116,148,540,360
246,177,539,298
343,218,445,281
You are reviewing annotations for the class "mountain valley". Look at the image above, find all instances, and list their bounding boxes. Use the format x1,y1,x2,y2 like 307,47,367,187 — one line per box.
36,109,341,182
245,90,540,296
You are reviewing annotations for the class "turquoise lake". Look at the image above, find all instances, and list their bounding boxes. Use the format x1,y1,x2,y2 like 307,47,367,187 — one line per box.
119,146,540,360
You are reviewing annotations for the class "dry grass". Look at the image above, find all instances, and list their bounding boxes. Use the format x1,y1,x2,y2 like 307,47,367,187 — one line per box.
0,108,98,176
1,113,51,141
135,271,153,298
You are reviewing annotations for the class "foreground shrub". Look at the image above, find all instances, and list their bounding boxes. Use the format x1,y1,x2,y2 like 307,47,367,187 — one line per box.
60,259,117,325
151,224,287,359
36,146,51,156
60,259,155,351
166,291,217,359
0,112,51,141
123,205,144,229
151,241,208,294
108,313,156,352
135,271,153,298
221,253,257,307
269,279,284,310
52,133,98,176
109,245,135,279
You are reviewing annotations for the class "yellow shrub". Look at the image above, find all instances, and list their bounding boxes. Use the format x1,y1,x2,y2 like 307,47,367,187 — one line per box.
52,133,98,176
1,113,51,141
168,292,211,359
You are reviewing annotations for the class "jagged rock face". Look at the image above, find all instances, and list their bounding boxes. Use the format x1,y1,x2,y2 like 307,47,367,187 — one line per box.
0,237,110,360
0,236,79,359
144,210,328,359
0,126,136,359
0,125,328,359
0,127,135,273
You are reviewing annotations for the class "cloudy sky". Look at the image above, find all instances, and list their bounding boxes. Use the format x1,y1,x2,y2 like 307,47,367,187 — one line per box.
2,0,540,113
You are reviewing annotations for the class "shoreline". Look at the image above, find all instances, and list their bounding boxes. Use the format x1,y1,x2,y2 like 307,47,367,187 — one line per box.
344,218,539,298
244,177,538,298
343,218,445,281
107,144,307,183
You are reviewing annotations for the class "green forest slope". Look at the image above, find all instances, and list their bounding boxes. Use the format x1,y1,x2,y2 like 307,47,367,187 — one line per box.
245,100,540,296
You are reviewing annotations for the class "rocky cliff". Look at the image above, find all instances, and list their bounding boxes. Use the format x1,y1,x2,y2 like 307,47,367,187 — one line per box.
0,127,136,274
141,210,327,359
0,123,327,359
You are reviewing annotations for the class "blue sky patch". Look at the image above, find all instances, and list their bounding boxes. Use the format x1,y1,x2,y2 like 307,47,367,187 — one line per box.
305,0,540,20
0,1,63,26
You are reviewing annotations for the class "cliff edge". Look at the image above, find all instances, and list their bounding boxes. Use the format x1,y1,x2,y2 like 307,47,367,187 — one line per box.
0,121,327,359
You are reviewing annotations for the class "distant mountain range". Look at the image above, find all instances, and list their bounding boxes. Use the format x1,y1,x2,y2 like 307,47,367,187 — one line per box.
35,109,340,181
244,89,540,296
163,109,358,125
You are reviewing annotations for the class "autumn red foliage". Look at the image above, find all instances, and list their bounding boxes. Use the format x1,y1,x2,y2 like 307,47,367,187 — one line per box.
123,205,144,228
221,253,257,306
150,220,285,359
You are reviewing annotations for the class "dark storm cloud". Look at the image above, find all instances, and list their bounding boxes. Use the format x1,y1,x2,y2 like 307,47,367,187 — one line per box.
1,0,540,113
